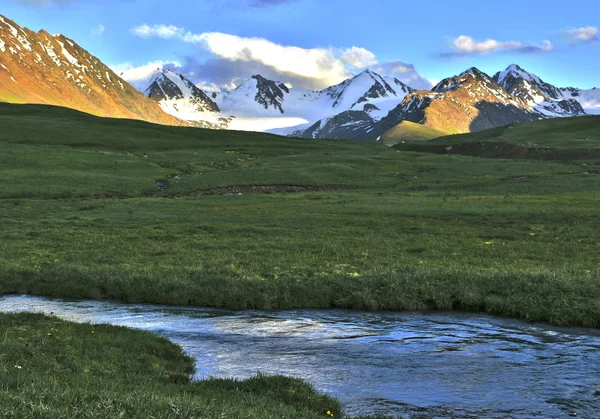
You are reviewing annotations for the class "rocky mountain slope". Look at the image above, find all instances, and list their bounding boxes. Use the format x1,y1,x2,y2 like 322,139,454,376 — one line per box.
292,66,599,143
126,63,596,142
493,64,595,117
122,68,413,132
0,14,184,126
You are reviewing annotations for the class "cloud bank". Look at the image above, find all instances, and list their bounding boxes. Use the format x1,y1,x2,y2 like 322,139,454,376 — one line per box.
129,23,433,91
564,26,598,44
442,35,553,57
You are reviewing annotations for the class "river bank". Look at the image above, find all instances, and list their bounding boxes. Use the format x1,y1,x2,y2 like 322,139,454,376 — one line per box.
2,294,600,418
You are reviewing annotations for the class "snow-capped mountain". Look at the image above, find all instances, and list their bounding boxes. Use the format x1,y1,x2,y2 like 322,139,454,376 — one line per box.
2,13,595,141
292,65,599,143
320,69,413,119
124,68,414,133
146,69,220,115
293,67,542,141
0,14,184,126
493,64,594,116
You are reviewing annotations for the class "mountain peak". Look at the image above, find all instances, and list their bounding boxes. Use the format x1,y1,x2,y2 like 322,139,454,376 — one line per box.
433,67,494,93
506,64,525,72
460,67,488,78
495,64,539,85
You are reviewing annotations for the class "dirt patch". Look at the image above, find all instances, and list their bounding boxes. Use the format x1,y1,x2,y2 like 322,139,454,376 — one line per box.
184,184,356,196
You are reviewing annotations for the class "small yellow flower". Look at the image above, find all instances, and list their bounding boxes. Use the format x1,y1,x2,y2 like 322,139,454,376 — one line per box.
484,241,494,245
47,333,52,336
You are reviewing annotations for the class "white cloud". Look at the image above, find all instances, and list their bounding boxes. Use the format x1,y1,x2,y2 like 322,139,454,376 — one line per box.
92,24,105,36
131,24,184,39
339,47,378,69
110,60,182,91
565,26,598,43
181,31,352,88
128,23,432,91
453,36,522,53
195,81,222,93
373,60,435,90
443,35,553,56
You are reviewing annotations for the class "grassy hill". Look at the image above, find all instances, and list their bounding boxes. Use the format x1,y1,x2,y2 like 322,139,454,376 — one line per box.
434,115,600,149
0,103,599,328
379,121,449,146
393,115,600,161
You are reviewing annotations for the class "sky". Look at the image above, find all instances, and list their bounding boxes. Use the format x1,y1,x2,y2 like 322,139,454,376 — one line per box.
2,0,599,91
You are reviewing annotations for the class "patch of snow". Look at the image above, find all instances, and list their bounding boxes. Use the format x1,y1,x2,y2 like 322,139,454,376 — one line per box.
0,39,5,53
57,40,80,67
228,117,309,132
43,43,62,67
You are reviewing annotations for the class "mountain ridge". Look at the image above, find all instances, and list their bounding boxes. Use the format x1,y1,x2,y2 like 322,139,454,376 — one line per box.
0,14,185,126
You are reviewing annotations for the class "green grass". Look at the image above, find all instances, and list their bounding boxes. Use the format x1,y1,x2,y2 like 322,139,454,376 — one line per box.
434,115,600,149
0,103,599,328
0,312,342,418
393,115,600,162
380,121,449,146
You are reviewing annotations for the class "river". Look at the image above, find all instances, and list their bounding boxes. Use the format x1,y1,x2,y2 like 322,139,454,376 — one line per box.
1,294,599,418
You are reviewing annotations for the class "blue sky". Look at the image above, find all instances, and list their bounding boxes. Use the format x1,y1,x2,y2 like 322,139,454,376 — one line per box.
3,0,599,90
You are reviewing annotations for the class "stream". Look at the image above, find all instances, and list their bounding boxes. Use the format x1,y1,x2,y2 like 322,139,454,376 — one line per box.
1,294,599,418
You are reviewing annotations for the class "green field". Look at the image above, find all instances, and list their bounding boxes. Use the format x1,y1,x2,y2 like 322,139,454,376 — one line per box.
1,103,600,418
0,102,599,329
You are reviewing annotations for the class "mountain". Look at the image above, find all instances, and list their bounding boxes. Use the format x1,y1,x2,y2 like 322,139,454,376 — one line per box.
493,64,595,117
319,69,413,119
292,67,542,142
290,65,600,143
0,15,184,126
126,68,413,132
291,110,376,140
3,12,594,140
384,67,540,134
146,69,220,114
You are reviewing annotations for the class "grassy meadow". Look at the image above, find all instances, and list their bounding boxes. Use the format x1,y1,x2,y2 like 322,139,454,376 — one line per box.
0,103,599,329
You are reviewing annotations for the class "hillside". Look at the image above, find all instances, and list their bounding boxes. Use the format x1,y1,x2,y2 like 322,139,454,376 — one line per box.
393,115,600,161
379,121,448,146
0,15,184,126
433,114,600,149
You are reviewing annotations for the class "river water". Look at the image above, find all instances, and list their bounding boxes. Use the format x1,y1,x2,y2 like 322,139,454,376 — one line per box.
1,294,599,418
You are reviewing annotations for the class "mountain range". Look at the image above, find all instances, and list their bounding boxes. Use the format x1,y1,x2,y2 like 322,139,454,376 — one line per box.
1,13,599,142
120,62,599,144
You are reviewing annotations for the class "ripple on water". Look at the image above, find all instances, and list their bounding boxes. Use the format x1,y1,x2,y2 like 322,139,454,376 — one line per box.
1,295,600,419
